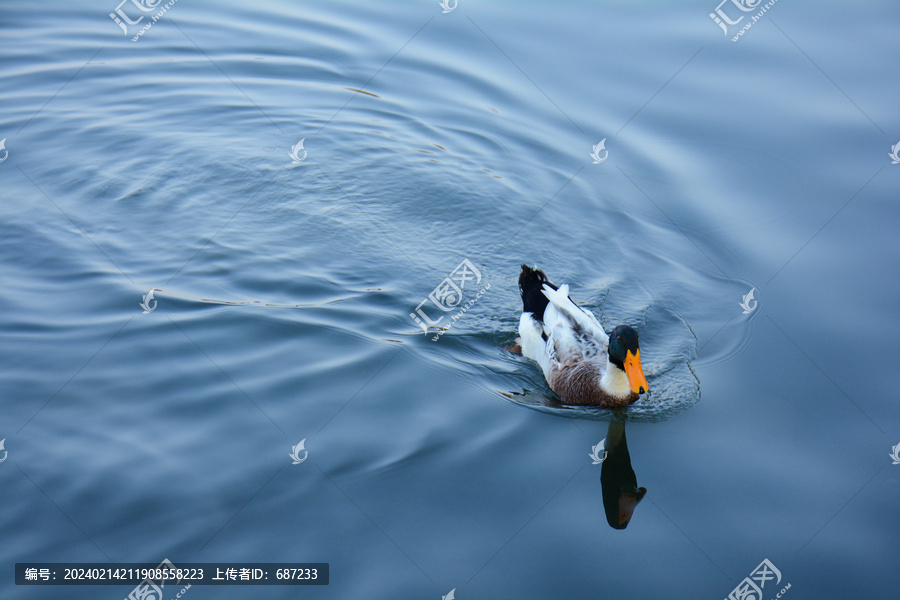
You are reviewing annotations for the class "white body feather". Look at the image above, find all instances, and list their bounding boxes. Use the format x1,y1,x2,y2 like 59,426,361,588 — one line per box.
519,284,632,401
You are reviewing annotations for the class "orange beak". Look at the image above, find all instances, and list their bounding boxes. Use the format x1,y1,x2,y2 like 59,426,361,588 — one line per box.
624,349,648,394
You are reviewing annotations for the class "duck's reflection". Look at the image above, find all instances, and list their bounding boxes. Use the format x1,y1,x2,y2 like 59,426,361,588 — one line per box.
600,420,646,529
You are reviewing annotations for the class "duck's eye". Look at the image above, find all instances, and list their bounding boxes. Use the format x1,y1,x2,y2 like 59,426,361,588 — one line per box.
616,336,622,343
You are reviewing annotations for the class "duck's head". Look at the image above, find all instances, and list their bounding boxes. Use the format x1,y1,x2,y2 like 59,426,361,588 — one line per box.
608,325,648,395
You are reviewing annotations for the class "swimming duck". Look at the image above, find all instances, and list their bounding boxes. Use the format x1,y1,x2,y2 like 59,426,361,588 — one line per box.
517,265,648,407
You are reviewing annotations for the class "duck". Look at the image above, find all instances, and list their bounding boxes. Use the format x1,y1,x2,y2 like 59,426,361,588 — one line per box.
517,265,648,407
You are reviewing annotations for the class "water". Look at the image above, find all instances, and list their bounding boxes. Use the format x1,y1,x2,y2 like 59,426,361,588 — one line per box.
2,0,899,598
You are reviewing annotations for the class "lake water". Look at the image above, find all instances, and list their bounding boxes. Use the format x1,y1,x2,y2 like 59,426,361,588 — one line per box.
2,0,899,598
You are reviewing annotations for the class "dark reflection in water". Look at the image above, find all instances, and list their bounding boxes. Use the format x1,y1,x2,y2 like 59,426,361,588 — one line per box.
600,420,646,530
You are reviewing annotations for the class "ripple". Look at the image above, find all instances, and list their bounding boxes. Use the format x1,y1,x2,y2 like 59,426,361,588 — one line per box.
417,287,702,422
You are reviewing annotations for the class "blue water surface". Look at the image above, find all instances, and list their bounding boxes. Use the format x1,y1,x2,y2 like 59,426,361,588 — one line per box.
2,0,899,598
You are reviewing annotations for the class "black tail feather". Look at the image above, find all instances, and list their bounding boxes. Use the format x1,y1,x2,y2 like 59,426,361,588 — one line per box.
519,264,558,322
